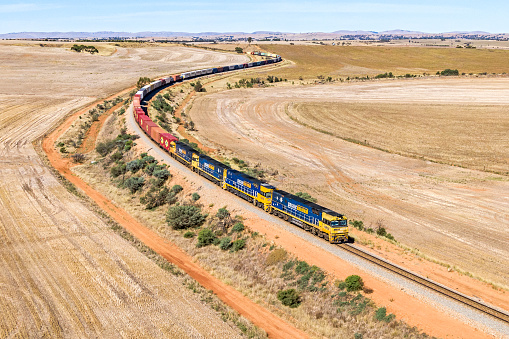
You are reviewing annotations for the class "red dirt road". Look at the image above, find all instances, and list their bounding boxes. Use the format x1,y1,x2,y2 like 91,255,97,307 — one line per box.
42,97,307,339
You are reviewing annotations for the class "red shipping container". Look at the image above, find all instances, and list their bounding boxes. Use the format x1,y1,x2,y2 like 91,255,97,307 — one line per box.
144,121,158,136
160,133,178,151
150,126,165,142
139,114,151,129
134,107,144,120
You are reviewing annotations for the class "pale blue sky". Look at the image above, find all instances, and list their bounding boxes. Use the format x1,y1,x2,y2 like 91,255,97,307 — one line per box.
1,1,507,34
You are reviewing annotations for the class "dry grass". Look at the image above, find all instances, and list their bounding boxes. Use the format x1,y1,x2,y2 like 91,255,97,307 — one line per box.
290,101,509,174
253,44,509,79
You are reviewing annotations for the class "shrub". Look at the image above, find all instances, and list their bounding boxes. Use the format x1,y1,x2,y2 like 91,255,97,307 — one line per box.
141,155,156,165
166,205,207,230
71,153,85,163
218,237,232,250
345,275,364,292
295,261,310,275
60,146,67,153
191,192,200,201
231,222,244,233
96,139,117,156
266,248,287,266
183,231,195,238
140,186,170,209
374,307,395,322
231,238,246,252
216,207,230,220
440,69,459,76
385,233,395,241
235,47,243,53
376,227,387,237
124,176,145,193
126,159,143,173
111,151,123,162
197,228,216,247
153,169,170,181
110,163,126,178
277,289,301,308
166,192,178,205
171,184,183,194
350,220,364,230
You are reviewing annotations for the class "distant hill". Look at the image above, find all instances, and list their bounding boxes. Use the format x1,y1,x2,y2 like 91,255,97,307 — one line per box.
1,30,507,40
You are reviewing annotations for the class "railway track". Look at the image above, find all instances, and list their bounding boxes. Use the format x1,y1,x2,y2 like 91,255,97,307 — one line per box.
338,243,509,324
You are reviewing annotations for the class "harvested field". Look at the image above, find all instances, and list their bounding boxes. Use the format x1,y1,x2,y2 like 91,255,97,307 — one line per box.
251,44,509,79
0,41,249,337
188,77,509,288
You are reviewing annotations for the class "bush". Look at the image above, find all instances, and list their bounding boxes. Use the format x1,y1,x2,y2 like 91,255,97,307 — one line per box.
350,220,364,230
218,237,232,250
153,169,170,181
166,205,207,230
231,222,245,233
96,139,117,156
191,192,200,201
111,151,123,162
71,153,85,163
440,69,459,76
266,248,287,266
376,227,387,237
231,238,246,252
126,159,143,173
345,275,364,292
124,176,145,193
110,163,126,178
183,231,195,238
171,184,183,194
140,186,170,209
235,47,243,53
216,207,230,220
197,228,216,247
374,307,395,322
277,289,301,308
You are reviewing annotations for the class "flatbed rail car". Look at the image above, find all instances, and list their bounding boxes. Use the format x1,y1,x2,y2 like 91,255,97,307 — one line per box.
132,51,349,243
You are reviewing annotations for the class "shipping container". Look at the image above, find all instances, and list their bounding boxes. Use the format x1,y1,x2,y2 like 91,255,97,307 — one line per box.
159,133,178,151
144,120,158,136
212,68,218,73
150,126,165,142
138,114,150,128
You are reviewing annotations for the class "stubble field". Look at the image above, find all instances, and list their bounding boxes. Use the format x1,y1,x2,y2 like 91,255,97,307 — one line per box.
188,77,509,288
0,41,249,337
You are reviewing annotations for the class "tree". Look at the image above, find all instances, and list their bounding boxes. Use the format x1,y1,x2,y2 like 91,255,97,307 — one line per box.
345,275,364,292
277,289,301,308
218,237,232,250
193,81,205,92
440,69,459,76
166,205,207,230
248,37,252,44
235,47,243,53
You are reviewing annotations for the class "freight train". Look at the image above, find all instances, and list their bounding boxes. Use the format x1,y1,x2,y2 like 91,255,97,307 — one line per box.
132,52,349,243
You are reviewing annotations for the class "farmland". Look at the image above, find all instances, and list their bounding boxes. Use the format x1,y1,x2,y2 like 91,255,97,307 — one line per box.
0,41,250,337
188,76,509,288
249,44,509,79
